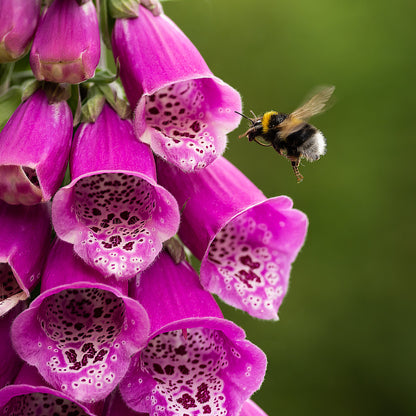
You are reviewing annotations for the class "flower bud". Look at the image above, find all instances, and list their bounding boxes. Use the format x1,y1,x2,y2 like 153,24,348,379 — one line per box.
30,0,100,84
0,0,41,63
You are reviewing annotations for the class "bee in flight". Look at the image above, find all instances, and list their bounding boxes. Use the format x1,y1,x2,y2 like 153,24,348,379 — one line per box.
236,86,335,182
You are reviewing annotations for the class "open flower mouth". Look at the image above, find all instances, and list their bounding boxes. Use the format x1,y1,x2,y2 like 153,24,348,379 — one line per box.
36,287,126,391
38,288,125,348
131,327,250,415
0,264,23,302
0,392,90,416
0,263,28,314
203,199,298,320
0,165,42,205
142,79,235,171
73,172,162,277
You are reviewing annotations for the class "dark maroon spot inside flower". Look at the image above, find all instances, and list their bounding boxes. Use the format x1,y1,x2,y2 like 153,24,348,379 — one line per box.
175,345,187,355
93,307,103,318
153,363,164,374
203,405,212,414
122,241,134,251
164,364,174,375
65,349,77,363
109,235,122,247
196,383,210,403
178,365,189,375
128,215,139,225
235,269,261,289
120,210,130,220
93,348,108,363
177,393,197,409
240,255,260,269
92,208,101,216
190,121,201,132
149,107,159,114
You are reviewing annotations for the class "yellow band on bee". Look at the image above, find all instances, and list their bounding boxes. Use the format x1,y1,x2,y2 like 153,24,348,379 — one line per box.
261,111,279,133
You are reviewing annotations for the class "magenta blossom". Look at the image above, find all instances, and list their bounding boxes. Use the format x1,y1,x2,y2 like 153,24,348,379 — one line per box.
112,6,241,172
30,0,100,83
11,239,150,403
156,157,308,320
0,201,51,316
0,88,73,205
0,0,41,62
0,365,101,415
52,103,180,280
120,251,266,415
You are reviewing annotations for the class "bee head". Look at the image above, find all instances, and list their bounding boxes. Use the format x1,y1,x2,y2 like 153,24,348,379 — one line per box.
235,111,263,141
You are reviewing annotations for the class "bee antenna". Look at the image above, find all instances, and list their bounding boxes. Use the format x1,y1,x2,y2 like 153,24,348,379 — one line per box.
234,110,255,125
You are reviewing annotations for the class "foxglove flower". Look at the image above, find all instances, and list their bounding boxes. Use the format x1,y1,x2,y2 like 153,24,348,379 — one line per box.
156,157,308,320
112,6,241,172
0,88,73,205
0,0,41,62
120,251,267,415
0,364,101,415
0,304,24,388
0,201,51,316
11,239,150,403
30,0,100,83
52,103,180,279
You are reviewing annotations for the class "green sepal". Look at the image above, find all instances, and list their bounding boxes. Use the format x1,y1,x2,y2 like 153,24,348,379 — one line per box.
163,237,186,265
21,80,41,102
96,83,132,120
87,67,119,84
0,86,22,132
81,93,106,123
108,0,140,18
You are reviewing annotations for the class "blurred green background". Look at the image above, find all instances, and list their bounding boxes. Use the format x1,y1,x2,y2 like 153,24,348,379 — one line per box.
164,1,416,415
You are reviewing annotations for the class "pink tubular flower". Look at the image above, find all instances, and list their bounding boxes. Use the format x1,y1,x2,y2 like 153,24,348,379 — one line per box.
156,157,308,320
0,201,51,316
120,251,267,415
0,0,41,62
52,103,180,280
0,365,101,415
112,6,241,172
11,239,150,404
30,0,100,83
0,88,73,205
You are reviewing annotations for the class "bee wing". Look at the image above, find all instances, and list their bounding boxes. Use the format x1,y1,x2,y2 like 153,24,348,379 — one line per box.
291,85,335,121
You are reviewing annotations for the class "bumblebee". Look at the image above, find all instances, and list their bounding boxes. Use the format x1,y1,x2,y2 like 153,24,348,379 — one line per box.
237,86,335,182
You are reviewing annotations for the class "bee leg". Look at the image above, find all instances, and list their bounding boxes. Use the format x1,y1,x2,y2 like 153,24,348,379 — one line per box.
289,157,304,183
253,138,272,147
